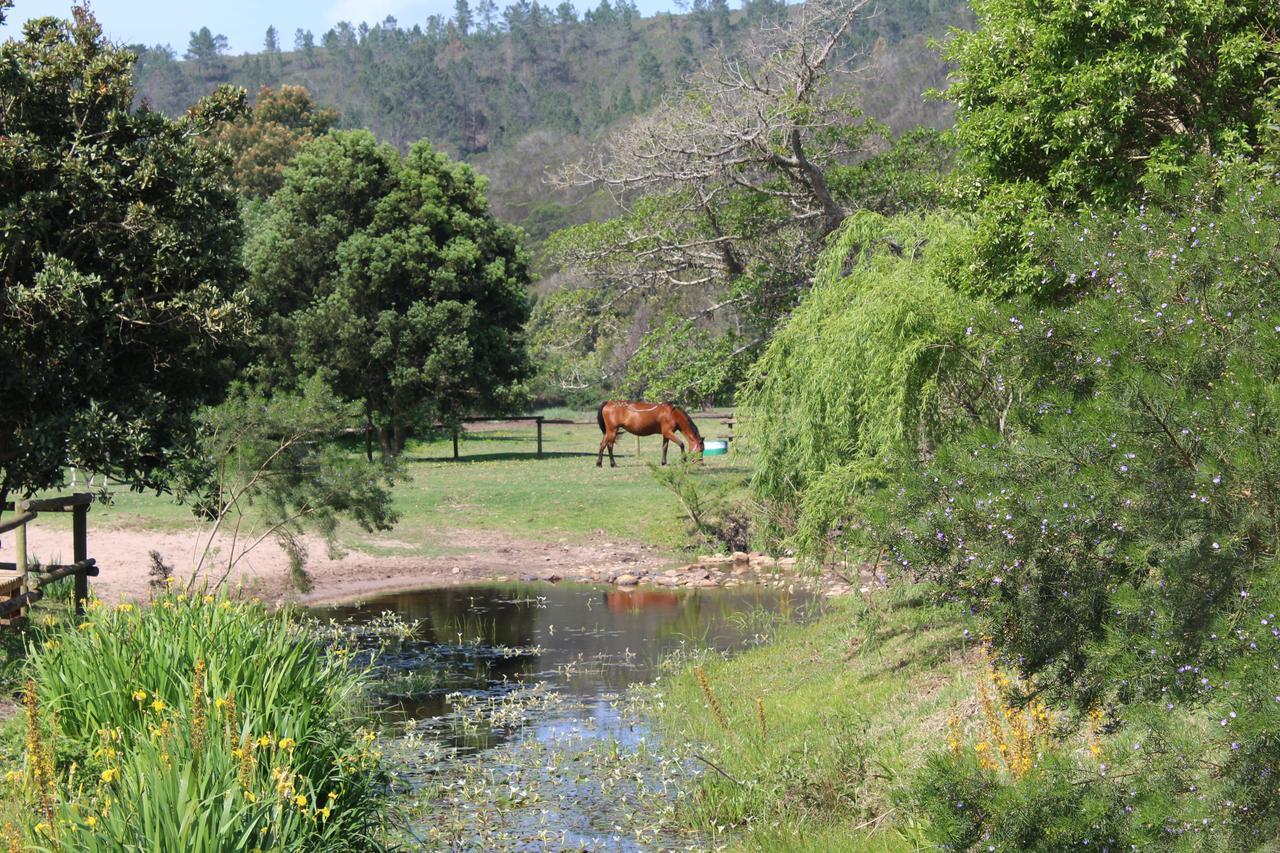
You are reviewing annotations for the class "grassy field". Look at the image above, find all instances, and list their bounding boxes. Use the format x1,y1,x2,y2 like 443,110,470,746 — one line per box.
655,586,980,851
30,412,747,557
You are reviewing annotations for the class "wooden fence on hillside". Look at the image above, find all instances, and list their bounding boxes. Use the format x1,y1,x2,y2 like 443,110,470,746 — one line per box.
0,493,98,624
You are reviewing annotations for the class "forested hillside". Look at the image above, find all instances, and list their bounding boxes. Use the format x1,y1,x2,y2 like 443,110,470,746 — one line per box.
131,0,967,228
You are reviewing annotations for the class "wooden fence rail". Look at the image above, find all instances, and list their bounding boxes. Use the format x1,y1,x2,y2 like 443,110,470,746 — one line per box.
0,493,96,622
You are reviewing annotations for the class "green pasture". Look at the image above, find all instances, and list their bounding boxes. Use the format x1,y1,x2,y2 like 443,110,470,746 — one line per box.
31,413,746,558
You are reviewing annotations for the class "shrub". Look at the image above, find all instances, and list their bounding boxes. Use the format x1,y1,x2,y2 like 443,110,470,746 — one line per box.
4,592,388,849
879,166,1280,710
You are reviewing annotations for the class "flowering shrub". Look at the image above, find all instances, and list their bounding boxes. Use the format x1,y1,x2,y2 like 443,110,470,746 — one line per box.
883,164,1280,842
880,167,1280,710
3,592,389,849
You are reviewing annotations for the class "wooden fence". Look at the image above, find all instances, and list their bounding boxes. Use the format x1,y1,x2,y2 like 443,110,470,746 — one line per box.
0,493,98,624
435,410,735,460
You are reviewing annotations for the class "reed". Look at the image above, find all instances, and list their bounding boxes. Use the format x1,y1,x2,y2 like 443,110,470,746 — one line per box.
695,666,730,733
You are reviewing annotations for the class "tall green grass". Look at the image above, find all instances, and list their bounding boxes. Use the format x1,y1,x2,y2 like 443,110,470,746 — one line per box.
5,591,389,850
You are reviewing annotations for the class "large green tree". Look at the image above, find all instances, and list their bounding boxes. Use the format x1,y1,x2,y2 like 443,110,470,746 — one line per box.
247,130,531,457
0,3,248,504
945,0,1280,206
200,84,339,199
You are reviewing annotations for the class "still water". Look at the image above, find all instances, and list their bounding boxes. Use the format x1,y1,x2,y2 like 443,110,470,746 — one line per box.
320,581,814,849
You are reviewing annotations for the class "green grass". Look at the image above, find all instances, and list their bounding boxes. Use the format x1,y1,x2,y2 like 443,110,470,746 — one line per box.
655,585,979,851
32,417,746,558
4,592,390,849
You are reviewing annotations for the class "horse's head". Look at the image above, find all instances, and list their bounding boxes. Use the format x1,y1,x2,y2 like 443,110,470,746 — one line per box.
676,407,705,458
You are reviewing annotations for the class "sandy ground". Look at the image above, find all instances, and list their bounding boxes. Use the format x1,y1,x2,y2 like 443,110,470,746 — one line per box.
18,522,678,607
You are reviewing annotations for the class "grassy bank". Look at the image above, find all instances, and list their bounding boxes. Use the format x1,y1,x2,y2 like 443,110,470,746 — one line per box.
654,586,980,850
33,413,745,557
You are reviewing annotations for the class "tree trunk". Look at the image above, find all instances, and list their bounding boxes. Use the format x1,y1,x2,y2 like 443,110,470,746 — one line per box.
377,425,408,457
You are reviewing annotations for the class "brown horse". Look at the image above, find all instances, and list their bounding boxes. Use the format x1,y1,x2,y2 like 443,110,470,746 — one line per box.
596,400,704,467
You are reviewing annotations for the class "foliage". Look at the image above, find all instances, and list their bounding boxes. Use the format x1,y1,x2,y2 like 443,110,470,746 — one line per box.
246,130,532,456
872,168,1280,711
828,127,955,216
915,598,1280,848
0,7,248,502
551,0,888,398
130,0,959,162
7,593,389,849
177,378,400,592
200,84,339,199
944,0,1280,208
649,457,751,552
621,317,743,406
740,210,993,553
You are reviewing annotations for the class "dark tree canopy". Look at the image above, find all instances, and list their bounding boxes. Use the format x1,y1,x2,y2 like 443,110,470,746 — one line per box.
246,130,532,456
0,5,248,501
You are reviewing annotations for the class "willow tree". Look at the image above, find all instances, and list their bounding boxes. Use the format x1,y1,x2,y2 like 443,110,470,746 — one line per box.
0,3,248,506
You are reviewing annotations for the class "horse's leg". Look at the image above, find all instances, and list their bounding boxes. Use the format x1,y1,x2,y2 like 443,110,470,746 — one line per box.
597,427,609,467
660,427,683,465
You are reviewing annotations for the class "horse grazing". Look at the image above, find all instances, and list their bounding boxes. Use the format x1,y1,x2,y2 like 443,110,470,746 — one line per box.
596,400,704,467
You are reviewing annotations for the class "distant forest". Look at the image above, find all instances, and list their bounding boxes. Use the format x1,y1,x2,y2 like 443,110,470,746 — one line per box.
131,0,968,235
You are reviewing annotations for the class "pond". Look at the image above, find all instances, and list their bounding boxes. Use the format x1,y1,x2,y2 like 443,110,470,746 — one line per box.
320,581,815,849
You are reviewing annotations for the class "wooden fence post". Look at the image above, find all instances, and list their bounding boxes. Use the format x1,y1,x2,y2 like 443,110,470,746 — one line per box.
452,428,460,461
14,500,27,619
536,417,544,458
73,502,88,616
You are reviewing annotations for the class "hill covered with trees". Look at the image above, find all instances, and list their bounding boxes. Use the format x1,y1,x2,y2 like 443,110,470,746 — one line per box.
130,0,968,229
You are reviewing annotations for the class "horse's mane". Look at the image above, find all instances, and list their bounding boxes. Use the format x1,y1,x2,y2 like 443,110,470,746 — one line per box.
671,403,701,440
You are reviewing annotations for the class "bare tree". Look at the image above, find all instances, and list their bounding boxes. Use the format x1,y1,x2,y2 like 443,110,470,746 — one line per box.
545,0,881,397
553,0,878,302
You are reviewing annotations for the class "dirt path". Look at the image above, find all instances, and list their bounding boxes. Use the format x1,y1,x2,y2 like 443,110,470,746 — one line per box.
20,523,679,607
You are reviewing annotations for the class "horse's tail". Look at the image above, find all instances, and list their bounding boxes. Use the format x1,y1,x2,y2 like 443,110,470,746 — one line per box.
597,401,608,434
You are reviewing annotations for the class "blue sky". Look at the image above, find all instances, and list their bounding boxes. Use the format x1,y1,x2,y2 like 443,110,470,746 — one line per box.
5,0,687,55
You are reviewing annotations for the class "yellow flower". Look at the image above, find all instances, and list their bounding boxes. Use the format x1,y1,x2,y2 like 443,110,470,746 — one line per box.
34,822,51,836
117,603,134,613
164,575,176,585
133,690,148,701
100,768,119,783
151,698,166,713
219,600,233,610
244,790,257,802
257,734,273,748
318,805,331,821
85,815,97,829
204,594,214,604
294,794,307,808
278,737,296,751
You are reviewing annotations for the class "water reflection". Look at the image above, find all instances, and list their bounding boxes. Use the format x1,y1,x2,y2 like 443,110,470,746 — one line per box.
320,581,813,847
